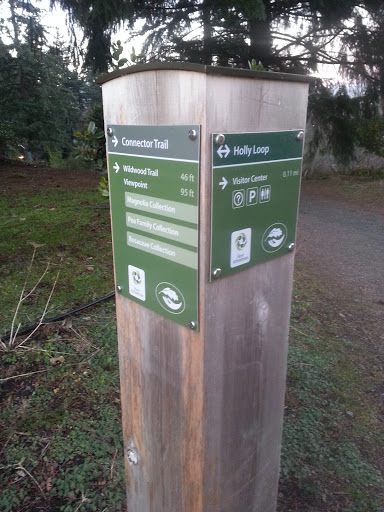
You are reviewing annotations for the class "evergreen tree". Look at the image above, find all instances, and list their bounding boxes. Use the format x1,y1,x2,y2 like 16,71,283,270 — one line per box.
0,1,101,160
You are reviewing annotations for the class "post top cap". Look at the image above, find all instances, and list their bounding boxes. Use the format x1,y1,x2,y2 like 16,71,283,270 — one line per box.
97,62,315,85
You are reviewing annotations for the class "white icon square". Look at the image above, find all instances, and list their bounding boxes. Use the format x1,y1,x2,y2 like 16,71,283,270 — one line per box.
260,185,271,203
230,228,251,268
247,187,258,206
232,189,245,209
128,265,146,301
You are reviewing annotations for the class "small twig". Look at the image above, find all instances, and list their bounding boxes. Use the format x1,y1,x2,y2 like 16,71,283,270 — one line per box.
16,462,46,499
1,433,15,456
80,347,101,366
0,369,47,383
110,442,119,481
15,269,60,350
9,247,38,343
290,325,309,337
73,492,89,512
10,254,52,345
40,441,51,460
19,345,75,356
69,325,91,344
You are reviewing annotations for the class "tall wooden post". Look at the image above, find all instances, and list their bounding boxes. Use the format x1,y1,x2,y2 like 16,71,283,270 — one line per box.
99,63,310,512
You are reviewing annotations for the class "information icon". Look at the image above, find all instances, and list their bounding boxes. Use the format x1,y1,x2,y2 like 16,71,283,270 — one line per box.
232,189,245,208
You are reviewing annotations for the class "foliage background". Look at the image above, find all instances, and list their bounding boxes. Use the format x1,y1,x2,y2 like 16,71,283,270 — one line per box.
0,0,383,169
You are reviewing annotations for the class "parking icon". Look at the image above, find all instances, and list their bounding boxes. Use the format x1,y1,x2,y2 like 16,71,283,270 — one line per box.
247,187,258,206
232,189,245,208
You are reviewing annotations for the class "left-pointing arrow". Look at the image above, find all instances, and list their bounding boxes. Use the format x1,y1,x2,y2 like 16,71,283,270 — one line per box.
112,135,118,147
113,162,120,173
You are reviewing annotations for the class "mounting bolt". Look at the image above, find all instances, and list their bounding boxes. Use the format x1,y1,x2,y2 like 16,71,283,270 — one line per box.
212,268,222,279
215,134,225,145
288,243,295,252
116,285,122,293
126,448,138,465
188,321,197,330
188,129,197,140
296,131,304,141
107,127,113,137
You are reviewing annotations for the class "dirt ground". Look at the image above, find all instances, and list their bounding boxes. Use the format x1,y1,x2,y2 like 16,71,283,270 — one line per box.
299,178,384,302
0,158,100,196
295,178,384,404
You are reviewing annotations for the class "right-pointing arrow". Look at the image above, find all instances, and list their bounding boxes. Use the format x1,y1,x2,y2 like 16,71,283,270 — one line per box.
112,135,118,147
219,177,228,190
217,144,230,158
113,162,120,173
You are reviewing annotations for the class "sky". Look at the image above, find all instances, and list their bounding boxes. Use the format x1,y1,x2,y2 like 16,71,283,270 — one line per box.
0,0,139,56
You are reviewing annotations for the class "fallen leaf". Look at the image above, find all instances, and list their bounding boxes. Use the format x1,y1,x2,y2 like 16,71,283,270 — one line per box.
50,356,65,365
46,478,53,492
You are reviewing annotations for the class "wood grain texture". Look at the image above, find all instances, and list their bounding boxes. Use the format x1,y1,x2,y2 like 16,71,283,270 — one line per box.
101,67,309,512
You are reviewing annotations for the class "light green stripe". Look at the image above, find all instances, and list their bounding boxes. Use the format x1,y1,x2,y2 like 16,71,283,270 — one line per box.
127,232,197,269
125,191,198,224
126,212,198,247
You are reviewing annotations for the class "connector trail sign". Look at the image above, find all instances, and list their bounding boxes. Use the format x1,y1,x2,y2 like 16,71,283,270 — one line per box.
107,125,200,330
211,130,304,279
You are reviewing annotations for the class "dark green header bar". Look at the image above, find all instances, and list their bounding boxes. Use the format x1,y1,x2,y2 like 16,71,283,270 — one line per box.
213,130,303,167
107,125,199,162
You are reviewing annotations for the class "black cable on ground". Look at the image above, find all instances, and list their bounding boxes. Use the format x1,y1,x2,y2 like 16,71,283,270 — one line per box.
2,291,116,342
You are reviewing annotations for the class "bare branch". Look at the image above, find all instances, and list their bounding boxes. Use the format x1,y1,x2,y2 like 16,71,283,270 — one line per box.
15,462,46,500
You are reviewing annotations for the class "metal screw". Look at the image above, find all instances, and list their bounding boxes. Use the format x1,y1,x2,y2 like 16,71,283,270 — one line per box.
296,131,304,141
212,268,222,279
188,321,197,330
126,448,138,465
215,134,225,145
116,285,122,293
288,243,295,252
188,129,197,140
107,127,113,137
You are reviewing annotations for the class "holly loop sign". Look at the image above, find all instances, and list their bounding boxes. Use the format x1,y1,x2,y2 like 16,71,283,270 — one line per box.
210,130,304,279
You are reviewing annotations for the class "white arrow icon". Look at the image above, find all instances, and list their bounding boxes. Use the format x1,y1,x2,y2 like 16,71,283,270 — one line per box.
219,177,228,190
112,135,118,147
113,162,120,173
217,144,230,158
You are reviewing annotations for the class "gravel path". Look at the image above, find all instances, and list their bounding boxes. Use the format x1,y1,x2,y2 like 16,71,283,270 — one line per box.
296,189,384,305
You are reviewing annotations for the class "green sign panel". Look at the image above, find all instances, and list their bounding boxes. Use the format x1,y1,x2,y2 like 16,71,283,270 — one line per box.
107,125,200,330
211,130,304,279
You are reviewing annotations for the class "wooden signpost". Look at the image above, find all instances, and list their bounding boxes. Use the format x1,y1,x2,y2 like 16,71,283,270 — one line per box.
99,63,311,512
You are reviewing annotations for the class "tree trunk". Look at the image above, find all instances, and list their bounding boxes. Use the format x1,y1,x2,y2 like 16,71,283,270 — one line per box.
248,17,273,68
9,0,20,50
202,0,213,65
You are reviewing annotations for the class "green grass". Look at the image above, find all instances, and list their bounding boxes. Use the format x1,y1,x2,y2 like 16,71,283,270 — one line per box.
278,271,384,511
0,185,124,511
0,307,126,511
0,190,114,336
